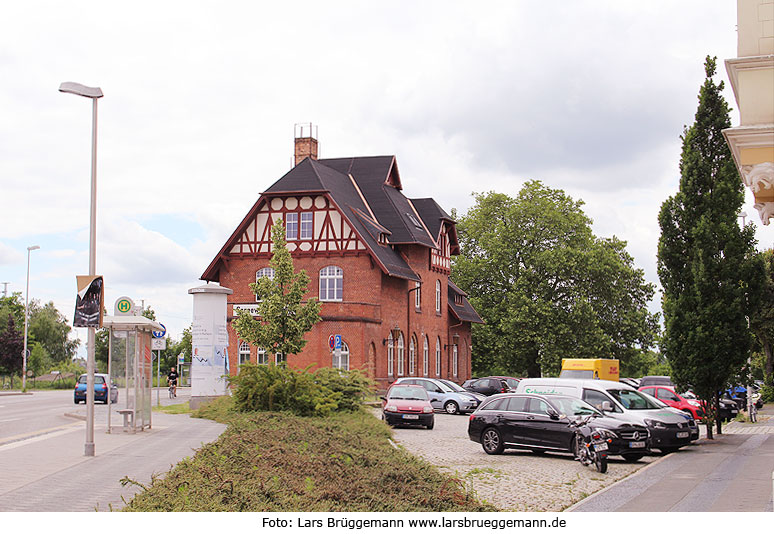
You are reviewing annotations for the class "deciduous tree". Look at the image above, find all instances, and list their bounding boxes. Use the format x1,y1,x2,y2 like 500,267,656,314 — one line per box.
453,181,659,378
657,57,765,437
233,219,321,364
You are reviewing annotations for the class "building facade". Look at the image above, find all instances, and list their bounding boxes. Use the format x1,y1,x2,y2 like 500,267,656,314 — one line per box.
201,132,482,389
723,0,774,225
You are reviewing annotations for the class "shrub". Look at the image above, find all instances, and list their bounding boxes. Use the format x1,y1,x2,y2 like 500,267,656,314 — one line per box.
227,363,373,416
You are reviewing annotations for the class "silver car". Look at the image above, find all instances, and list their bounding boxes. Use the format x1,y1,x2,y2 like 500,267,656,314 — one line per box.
393,377,485,414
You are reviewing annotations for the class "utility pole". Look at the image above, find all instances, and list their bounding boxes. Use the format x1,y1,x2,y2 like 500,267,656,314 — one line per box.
1,282,8,298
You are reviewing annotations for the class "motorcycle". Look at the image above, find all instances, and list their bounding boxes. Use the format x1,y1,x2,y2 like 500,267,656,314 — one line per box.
568,414,609,473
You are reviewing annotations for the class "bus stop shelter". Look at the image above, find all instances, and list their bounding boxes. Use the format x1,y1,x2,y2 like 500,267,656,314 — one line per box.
102,315,163,434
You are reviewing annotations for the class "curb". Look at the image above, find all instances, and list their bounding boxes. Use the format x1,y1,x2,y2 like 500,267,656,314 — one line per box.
0,392,33,397
63,412,86,421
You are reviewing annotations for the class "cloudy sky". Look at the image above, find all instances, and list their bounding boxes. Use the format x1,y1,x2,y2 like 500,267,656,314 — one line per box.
1,1,771,357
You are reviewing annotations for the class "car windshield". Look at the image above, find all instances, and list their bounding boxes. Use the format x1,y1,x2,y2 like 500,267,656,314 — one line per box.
78,375,105,384
550,396,600,417
608,389,662,410
682,391,697,399
388,386,428,401
438,379,466,392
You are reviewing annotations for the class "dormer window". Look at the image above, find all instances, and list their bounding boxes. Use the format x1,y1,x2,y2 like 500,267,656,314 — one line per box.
406,212,423,229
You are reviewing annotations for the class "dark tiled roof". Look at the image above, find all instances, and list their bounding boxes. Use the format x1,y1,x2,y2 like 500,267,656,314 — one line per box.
448,279,483,324
263,158,421,282
411,198,454,241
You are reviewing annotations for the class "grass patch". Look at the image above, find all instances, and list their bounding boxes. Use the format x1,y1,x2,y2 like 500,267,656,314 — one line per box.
123,398,495,512
153,402,192,415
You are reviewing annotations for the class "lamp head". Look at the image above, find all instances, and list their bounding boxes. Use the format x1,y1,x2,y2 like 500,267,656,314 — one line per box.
59,82,103,99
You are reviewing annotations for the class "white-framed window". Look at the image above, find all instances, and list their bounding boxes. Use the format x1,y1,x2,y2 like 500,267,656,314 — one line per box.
275,352,286,365
397,333,404,376
332,341,350,370
256,347,268,365
255,267,275,302
423,336,429,377
300,212,313,240
387,333,394,376
286,212,298,240
415,281,421,310
435,280,441,313
453,344,458,377
320,265,343,301
409,336,416,376
435,337,441,376
238,341,251,367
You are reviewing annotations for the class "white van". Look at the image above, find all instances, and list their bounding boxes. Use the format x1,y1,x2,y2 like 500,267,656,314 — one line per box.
516,378,698,452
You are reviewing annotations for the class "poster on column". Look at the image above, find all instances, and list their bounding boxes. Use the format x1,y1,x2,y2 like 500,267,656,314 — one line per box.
191,292,230,397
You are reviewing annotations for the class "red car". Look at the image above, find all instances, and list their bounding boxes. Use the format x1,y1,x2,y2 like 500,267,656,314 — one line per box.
639,385,705,420
381,384,435,429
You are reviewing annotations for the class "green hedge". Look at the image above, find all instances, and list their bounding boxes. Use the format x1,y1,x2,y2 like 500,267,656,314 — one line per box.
227,363,373,416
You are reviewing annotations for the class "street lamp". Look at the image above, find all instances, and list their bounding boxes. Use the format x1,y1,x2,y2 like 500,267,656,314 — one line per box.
60,81,103,457
22,245,40,391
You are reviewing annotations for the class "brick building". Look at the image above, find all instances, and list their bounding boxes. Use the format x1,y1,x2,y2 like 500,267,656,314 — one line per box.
201,131,482,388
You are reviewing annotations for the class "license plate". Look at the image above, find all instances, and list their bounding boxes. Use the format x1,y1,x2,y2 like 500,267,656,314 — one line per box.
676,431,689,438
402,414,419,420
731,410,738,414
629,441,646,448
593,442,608,451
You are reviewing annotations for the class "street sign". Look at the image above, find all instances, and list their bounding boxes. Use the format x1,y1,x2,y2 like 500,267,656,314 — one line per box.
152,338,167,350
152,323,166,339
178,354,185,364
114,296,135,316
328,335,335,350
335,334,342,350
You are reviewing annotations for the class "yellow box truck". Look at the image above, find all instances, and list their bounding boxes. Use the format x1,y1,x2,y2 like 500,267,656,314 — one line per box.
559,359,619,381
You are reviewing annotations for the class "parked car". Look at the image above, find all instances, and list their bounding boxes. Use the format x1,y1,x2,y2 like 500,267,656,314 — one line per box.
517,378,697,453
639,385,705,421
638,376,674,388
393,377,484,414
381,384,434,429
74,373,118,404
619,377,640,389
682,390,739,422
490,376,521,390
467,393,650,461
464,377,513,396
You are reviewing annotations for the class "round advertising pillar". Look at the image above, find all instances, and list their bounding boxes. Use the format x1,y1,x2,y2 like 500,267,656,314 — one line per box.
188,283,233,410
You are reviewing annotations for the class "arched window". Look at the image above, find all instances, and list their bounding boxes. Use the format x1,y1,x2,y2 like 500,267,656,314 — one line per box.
453,344,458,377
423,336,429,377
256,347,268,365
319,266,343,301
415,281,421,310
238,341,250,368
409,336,416,376
387,332,394,376
332,341,350,370
435,337,441,376
255,267,275,302
435,280,441,313
397,333,404,376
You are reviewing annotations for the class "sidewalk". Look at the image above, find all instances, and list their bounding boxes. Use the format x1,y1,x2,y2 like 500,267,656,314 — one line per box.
0,390,226,512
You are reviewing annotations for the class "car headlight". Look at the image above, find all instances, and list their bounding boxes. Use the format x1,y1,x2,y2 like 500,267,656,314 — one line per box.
687,400,701,407
596,428,618,440
645,419,666,429
385,404,398,412
423,406,433,413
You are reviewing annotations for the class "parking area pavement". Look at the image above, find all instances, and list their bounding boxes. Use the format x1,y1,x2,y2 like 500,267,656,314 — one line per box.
389,412,669,512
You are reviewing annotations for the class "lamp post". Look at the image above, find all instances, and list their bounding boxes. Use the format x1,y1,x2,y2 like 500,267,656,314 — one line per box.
22,245,40,391
60,81,103,457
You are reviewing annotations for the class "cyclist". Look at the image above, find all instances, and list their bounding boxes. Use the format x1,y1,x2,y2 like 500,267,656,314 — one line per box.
167,367,179,398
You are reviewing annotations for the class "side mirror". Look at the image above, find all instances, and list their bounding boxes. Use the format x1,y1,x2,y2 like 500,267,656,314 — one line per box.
380,396,386,401
601,401,613,412
546,408,560,420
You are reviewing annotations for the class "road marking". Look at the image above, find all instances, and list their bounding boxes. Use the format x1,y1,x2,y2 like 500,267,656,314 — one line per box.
0,422,83,450
0,418,21,423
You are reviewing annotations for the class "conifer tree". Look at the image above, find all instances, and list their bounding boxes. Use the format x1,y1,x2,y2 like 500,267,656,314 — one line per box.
658,57,764,437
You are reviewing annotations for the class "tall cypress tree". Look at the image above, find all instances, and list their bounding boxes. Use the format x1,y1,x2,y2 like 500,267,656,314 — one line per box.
658,57,763,437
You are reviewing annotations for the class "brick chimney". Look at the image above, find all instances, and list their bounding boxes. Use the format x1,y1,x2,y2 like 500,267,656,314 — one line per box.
294,123,318,165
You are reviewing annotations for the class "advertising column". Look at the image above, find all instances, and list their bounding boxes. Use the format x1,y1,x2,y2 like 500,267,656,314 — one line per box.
188,283,233,409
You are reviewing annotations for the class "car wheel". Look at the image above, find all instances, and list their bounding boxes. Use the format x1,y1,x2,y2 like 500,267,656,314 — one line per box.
481,427,504,455
74,399,79,404
444,401,459,415
621,453,644,462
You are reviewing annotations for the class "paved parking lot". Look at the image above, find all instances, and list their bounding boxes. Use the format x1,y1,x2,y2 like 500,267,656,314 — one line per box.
389,412,668,512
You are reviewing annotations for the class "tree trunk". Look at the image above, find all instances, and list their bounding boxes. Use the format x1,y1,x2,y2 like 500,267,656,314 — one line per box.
764,341,773,384
715,392,723,435
526,345,541,378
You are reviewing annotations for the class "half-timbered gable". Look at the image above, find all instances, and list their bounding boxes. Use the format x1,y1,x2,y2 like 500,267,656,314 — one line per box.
202,133,481,389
